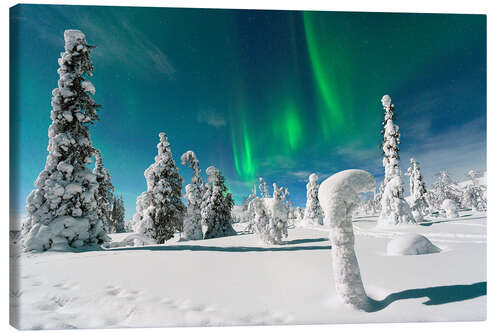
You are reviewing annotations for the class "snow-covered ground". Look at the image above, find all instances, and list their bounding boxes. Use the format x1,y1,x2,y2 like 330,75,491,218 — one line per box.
10,211,486,330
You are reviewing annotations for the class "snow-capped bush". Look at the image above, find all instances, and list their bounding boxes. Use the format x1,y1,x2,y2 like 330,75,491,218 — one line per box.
23,30,108,251
201,166,236,239
301,173,323,226
180,150,204,240
387,234,440,256
248,197,288,245
132,133,185,244
441,199,459,218
378,95,415,226
93,149,114,233
318,169,376,311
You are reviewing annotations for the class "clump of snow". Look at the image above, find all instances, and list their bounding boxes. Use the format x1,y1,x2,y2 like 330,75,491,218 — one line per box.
248,197,288,245
318,169,376,311
387,233,441,256
441,199,459,218
381,94,392,108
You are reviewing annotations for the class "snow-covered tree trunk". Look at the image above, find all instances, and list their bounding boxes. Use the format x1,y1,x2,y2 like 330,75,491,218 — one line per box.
23,30,108,251
132,133,185,243
181,150,204,240
318,170,376,311
378,95,415,226
301,173,324,226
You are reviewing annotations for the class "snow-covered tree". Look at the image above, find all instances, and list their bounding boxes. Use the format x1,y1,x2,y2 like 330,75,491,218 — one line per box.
23,30,108,251
441,199,459,218
428,171,462,211
242,185,257,211
201,166,236,239
301,173,323,226
110,194,125,233
248,196,288,245
377,95,415,226
180,150,204,240
93,149,114,233
405,158,429,221
132,133,185,244
259,177,270,198
461,170,487,211
318,170,376,311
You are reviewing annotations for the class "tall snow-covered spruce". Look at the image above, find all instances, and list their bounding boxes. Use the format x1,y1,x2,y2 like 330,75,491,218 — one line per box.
377,95,415,226
318,170,376,311
201,166,236,239
93,149,114,233
301,173,323,226
23,30,108,251
180,150,204,240
132,133,185,244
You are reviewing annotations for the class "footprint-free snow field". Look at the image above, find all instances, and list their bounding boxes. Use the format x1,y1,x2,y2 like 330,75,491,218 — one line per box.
10,211,486,330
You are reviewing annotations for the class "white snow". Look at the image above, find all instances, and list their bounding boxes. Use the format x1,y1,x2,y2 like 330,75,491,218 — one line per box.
387,234,441,256
441,199,459,218
11,209,486,329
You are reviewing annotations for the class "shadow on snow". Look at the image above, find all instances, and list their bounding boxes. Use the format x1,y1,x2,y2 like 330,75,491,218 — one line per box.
105,237,331,253
368,281,486,311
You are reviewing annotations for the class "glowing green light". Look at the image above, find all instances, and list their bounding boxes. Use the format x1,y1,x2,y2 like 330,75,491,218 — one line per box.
231,120,256,182
303,12,345,139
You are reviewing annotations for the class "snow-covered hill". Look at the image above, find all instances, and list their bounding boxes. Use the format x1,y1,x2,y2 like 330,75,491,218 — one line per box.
10,210,486,330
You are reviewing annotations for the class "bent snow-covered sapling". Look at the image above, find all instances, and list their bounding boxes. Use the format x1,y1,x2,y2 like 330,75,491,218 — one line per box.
318,169,376,311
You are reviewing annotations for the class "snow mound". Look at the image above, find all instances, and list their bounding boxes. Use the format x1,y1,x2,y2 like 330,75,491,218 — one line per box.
441,199,459,218
387,233,441,256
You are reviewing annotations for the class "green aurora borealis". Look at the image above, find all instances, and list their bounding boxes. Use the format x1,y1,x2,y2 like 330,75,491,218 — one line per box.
10,6,486,217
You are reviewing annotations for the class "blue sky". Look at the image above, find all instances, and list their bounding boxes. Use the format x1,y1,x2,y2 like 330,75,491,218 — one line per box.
10,5,486,221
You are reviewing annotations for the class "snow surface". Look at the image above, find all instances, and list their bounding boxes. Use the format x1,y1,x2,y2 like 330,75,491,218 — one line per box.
10,210,486,329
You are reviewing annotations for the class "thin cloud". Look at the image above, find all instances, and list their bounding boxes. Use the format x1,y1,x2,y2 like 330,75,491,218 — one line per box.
196,109,227,128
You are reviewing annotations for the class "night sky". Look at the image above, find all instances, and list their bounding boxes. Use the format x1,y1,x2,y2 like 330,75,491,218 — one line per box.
10,5,486,220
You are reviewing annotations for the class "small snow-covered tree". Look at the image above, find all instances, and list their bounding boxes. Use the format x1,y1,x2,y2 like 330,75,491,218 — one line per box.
93,149,114,233
461,170,487,211
249,195,288,245
259,177,270,198
405,158,429,221
301,173,323,226
441,199,459,218
111,194,126,233
378,95,415,226
132,133,185,244
428,171,462,211
242,185,257,211
23,30,108,251
318,170,376,311
180,150,204,240
201,166,236,239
